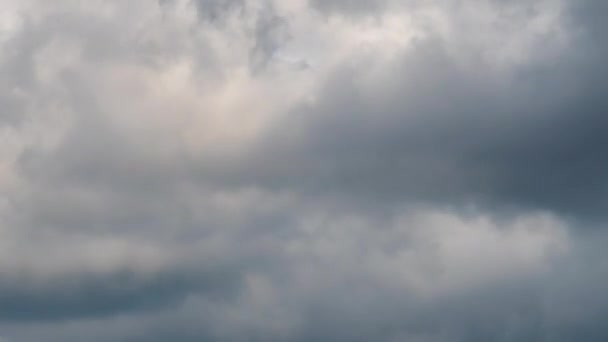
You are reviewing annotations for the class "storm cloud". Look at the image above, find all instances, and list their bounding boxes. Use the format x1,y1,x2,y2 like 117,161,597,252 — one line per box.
1,0,607,341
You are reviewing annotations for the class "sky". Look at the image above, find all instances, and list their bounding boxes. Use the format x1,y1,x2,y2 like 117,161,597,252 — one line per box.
0,0,607,341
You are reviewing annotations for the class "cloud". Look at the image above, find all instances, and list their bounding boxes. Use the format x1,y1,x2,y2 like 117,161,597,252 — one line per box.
227,0,607,218
1,0,607,341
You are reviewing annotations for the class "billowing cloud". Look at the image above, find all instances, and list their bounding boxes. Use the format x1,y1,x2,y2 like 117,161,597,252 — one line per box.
1,0,607,341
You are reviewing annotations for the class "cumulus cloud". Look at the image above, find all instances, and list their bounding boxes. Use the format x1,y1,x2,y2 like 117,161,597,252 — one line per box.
0,0,607,341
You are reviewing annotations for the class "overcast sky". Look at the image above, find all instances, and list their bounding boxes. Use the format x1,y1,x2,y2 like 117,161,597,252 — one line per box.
1,0,607,341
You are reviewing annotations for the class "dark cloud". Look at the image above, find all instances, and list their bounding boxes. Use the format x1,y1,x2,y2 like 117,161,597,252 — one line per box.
309,0,389,17
192,0,246,23
1,0,608,341
0,266,239,322
212,2,608,218
249,4,289,73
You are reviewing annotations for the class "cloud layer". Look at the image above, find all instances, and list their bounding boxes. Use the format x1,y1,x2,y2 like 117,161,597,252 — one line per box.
1,0,607,341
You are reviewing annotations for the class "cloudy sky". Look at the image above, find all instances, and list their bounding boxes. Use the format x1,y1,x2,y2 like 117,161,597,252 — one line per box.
0,0,607,341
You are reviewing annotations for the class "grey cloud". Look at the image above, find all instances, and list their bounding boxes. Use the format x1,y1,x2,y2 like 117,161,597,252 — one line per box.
0,267,237,322
309,0,389,17
4,227,608,342
1,0,608,341
192,0,246,23
249,4,289,73
194,0,290,73
214,7,608,218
